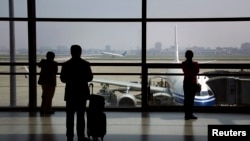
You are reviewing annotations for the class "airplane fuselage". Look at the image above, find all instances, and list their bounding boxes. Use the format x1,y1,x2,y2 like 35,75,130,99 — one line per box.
165,68,216,106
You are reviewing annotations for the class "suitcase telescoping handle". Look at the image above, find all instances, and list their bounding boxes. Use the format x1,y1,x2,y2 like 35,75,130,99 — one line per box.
89,83,94,95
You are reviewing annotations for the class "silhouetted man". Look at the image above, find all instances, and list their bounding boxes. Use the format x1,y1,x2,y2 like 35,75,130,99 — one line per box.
38,51,58,115
182,50,199,120
60,45,93,141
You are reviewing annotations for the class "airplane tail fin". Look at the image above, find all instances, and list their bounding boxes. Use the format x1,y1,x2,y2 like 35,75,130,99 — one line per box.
23,66,29,78
122,51,127,56
175,25,180,63
23,66,29,73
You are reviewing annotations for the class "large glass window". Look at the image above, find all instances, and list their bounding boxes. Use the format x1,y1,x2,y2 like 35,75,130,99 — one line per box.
0,22,28,62
0,21,28,107
148,0,250,18
0,0,27,18
0,0,8,17
147,22,250,63
13,0,27,17
15,22,28,59
36,22,141,63
0,74,10,106
36,73,142,108
0,69,29,107
0,22,9,57
1,0,250,110
36,0,141,18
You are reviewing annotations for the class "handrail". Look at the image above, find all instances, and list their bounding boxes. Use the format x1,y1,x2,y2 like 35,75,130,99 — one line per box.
1,17,250,22
1,62,250,68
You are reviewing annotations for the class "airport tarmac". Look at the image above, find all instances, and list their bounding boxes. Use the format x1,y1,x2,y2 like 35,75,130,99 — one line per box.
0,59,249,107
0,59,144,107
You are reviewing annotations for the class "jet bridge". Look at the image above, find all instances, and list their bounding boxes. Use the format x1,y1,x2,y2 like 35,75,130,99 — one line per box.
207,77,250,106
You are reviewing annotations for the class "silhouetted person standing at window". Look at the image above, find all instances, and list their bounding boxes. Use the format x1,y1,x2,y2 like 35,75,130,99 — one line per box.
60,45,93,141
38,51,58,115
182,50,199,120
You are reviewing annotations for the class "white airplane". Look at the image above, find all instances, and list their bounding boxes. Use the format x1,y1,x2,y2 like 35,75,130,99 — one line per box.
92,25,216,107
102,51,127,58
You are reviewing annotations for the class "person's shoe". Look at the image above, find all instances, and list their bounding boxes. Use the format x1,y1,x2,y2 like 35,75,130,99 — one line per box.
185,115,198,120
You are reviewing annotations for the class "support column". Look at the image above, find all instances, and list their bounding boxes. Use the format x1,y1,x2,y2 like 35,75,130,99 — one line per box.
27,0,37,112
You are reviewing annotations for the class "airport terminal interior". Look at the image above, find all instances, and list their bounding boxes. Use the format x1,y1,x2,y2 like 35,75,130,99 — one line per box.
0,111,249,141
1,0,250,141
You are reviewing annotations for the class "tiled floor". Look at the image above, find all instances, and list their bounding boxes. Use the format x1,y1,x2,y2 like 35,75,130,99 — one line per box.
0,111,249,141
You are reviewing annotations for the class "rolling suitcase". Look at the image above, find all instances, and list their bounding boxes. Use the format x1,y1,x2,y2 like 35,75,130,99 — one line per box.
87,83,106,141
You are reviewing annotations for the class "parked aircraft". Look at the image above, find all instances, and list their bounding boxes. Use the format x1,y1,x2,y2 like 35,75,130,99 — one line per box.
92,25,216,107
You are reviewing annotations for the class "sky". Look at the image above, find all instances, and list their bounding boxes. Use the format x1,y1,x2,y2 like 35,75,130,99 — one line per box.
1,0,250,50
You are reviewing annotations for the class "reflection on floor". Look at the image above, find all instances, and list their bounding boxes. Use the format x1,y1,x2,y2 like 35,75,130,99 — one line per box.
0,111,249,141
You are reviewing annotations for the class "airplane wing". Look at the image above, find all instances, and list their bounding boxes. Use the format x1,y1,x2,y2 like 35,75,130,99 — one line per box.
92,78,167,93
